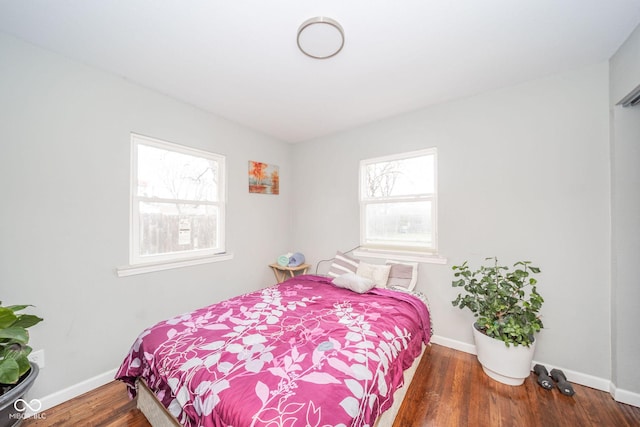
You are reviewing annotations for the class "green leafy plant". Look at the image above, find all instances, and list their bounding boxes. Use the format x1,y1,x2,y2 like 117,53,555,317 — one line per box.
0,302,43,385
451,258,543,347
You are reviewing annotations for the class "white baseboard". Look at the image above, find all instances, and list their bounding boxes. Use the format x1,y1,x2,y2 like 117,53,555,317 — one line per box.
611,383,640,408
430,334,640,408
430,334,476,355
27,368,118,417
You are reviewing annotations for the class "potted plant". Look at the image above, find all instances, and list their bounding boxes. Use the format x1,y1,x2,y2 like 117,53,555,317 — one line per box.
451,258,543,385
0,302,43,426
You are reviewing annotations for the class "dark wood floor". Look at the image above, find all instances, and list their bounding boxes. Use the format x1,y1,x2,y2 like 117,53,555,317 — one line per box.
24,344,640,426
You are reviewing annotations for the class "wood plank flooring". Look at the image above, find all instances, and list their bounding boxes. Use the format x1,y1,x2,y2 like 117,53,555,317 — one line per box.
23,344,640,426
394,345,640,427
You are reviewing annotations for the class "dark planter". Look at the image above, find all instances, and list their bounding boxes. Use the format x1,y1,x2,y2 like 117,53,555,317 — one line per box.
0,363,40,427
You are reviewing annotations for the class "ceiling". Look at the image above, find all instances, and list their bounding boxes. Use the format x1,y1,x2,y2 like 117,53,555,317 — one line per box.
1,1,639,143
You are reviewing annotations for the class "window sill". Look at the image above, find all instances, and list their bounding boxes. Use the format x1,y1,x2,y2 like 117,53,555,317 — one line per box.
353,249,447,265
116,252,234,277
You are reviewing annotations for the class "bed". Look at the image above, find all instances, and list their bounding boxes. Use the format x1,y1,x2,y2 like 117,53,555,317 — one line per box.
116,274,431,426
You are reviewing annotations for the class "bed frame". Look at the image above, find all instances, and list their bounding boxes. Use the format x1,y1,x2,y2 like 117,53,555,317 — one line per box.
134,344,426,427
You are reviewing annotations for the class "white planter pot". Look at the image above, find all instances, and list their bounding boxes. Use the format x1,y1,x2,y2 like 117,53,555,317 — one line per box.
472,323,536,386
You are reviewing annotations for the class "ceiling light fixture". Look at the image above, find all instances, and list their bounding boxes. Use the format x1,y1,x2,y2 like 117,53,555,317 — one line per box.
297,17,344,59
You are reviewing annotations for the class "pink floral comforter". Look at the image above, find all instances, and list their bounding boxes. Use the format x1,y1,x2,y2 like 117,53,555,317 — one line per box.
116,275,431,427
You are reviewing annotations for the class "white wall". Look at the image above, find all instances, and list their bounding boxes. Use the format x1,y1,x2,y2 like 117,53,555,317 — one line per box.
292,63,612,380
609,22,640,398
0,33,293,399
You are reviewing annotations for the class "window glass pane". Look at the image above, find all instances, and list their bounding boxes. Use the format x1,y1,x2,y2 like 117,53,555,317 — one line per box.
137,144,218,201
365,201,432,247
138,202,218,256
364,155,433,198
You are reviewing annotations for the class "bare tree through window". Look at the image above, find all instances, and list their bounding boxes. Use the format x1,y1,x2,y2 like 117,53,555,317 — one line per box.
131,134,225,264
360,149,437,252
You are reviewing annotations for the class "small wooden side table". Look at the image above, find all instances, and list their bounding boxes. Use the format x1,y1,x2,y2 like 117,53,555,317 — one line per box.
269,263,311,283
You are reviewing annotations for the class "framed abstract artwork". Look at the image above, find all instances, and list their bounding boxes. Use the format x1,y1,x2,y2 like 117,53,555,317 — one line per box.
248,161,280,195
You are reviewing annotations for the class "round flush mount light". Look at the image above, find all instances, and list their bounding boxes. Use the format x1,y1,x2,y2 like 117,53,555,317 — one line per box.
297,17,345,59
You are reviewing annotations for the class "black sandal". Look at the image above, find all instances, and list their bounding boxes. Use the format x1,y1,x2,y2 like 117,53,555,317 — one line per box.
550,368,575,396
533,364,554,390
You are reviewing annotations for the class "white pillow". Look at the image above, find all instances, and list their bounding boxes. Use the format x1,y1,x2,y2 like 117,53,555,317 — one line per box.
385,260,419,290
327,251,359,278
356,262,391,287
332,272,376,293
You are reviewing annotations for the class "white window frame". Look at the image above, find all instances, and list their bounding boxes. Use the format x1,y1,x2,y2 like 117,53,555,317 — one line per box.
128,133,227,267
358,148,438,257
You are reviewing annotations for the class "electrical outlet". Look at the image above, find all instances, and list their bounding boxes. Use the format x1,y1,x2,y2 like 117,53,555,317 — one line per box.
28,349,45,369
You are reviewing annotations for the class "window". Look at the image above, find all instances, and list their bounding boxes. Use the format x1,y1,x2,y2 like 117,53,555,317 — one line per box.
130,133,226,265
359,148,437,254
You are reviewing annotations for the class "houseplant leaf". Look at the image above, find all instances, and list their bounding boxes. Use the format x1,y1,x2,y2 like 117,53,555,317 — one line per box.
0,307,17,329
0,358,20,384
0,327,29,345
451,257,543,347
12,314,44,329
0,302,43,387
